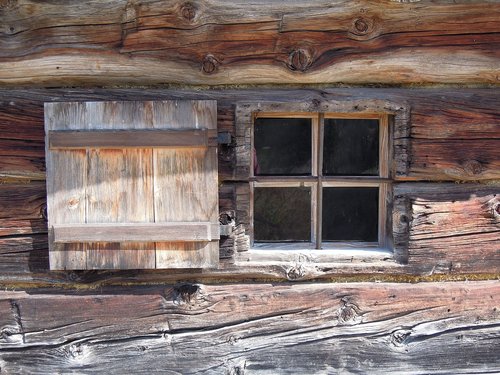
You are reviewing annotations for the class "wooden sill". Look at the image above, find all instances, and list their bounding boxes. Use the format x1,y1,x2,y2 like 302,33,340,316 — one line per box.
236,246,394,265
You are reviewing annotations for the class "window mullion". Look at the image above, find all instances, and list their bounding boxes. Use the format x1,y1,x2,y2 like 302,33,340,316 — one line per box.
316,113,324,249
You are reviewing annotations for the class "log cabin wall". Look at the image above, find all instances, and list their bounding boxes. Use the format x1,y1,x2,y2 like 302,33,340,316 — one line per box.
0,1,499,373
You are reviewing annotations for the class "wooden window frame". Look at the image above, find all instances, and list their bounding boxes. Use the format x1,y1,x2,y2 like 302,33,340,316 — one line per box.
250,111,390,251
234,100,411,265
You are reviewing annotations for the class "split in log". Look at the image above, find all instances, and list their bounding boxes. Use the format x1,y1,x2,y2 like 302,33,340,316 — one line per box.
0,1,499,86
0,281,498,374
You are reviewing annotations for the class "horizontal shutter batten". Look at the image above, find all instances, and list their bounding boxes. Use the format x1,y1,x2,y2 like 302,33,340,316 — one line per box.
53,222,220,243
49,129,217,149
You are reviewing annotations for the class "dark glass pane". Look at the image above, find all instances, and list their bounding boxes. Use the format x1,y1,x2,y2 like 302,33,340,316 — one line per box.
323,119,379,176
254,187,311,241
254,118,311,175
322,187,378,241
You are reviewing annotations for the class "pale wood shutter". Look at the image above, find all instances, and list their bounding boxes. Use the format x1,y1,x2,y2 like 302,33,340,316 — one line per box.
45,100,219,270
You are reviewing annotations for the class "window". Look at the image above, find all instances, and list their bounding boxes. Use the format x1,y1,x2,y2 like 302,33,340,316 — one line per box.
250,112,390,251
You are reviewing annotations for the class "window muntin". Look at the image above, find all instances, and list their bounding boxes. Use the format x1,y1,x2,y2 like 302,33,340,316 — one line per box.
251,112,390,250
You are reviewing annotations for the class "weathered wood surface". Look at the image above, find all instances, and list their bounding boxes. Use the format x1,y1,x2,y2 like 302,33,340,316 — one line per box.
1,88,498,182
0,88,498,281
0,0,499,86
45,100,219,270
0,181,46,236
1,179,498,283
53,223,219,243
393,183,500,274
48,129,216,149
0,281,498,374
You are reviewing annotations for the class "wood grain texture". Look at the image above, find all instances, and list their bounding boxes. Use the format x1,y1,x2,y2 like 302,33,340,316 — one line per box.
0,281,498,374
0,182,46,236
53,222,219,243
45,100,219,270
0,0,499,86
0,234,48,274
152,100,219,268
1,181,498,283
49,129,215,149
394,183,500,274
1,88,497,182
45,103,88,270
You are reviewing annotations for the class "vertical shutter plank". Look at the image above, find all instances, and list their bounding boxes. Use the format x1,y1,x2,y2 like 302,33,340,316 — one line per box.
154,149,219,268
45,103,87,270
85,102,155,269
86,148,155,269
153,101,219,268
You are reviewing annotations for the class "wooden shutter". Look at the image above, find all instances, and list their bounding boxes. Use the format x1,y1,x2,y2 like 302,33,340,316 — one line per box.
45,100,219,270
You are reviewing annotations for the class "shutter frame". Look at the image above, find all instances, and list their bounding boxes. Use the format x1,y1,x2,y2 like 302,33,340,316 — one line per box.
45,100,219,270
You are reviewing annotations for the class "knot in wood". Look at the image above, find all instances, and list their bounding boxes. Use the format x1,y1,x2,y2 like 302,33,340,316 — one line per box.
0,0,17,10
391,329,411,347
173,283,199,305
202,54,219,74
462,159,483,176
286,264,306,280
354,18,369,33
288,49,312,72
67,271,82,282
337,298,361,325
492,201,500,220
181,2,197,21
68,344,84,358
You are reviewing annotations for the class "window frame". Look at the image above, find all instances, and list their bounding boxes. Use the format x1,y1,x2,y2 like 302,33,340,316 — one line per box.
250,111,391,252
234,100,411,265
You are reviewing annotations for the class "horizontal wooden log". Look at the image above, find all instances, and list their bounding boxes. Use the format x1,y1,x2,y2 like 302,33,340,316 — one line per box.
52,222,220,242
0,180,498,283
0,234,48,273
0,1,499,86
1,88,498,181
0,281,498,373
48,129,217,149
0,182,46,236
394,183,500,274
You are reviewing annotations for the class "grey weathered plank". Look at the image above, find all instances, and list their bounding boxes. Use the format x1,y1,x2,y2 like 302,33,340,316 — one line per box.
44,102,87,270
152,101,219,268
0,281,498,374
53,222,220,243
45,100,219,270
393,183,500,274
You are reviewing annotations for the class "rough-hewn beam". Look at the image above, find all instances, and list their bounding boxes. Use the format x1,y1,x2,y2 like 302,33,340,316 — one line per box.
0,281,498,374
0,0,499,86
1,180,498,283
393,183,500,274
1,88,499,181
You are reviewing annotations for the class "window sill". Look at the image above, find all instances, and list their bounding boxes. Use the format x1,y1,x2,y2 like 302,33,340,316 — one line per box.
235,246,394,266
